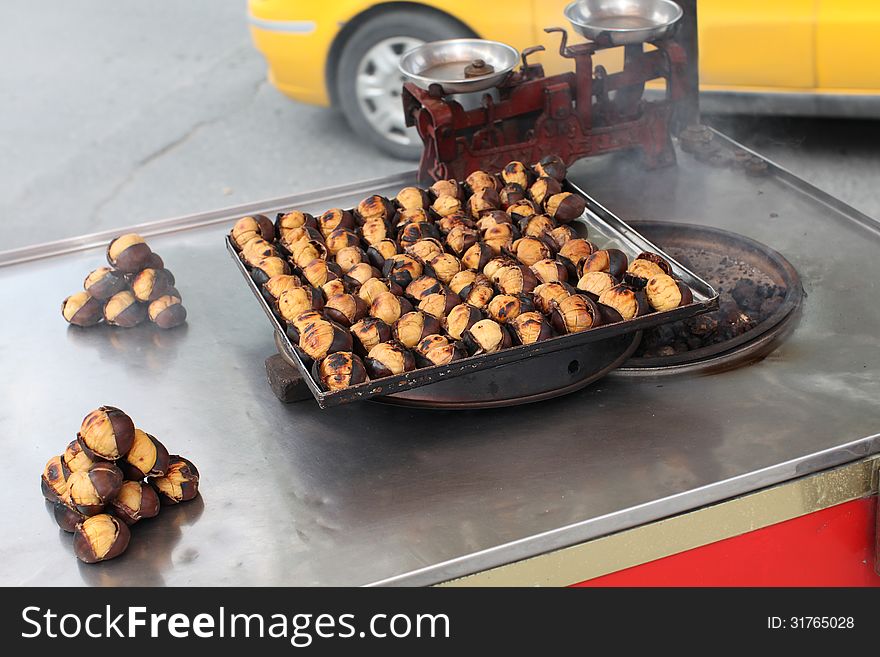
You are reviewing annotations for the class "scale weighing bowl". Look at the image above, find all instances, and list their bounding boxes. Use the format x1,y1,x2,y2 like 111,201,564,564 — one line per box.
564,0,683,45
399,38,519,94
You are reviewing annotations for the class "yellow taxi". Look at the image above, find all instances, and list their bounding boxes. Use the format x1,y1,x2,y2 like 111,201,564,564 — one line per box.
248,0,880,158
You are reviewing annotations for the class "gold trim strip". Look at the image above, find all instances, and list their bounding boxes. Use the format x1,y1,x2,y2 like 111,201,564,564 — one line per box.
439,457,878,587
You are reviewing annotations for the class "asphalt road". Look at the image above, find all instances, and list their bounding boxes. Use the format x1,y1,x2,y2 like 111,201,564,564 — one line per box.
1,2,877,251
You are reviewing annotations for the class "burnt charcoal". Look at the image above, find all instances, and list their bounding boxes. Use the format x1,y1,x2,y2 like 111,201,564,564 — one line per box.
688,314,718,337
731,279,757,308
759,296,784,320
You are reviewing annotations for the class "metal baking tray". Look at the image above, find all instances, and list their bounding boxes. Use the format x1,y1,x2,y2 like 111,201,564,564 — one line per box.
228,180,718,408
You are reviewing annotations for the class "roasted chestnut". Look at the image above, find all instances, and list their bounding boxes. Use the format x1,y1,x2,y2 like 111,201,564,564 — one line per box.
393,311,442,348
422,253,461,285
417,290,460,319
511,236,552,266
318,208,356,236
499,183,526,209
415,334,450,356
430,179,462,200
396,186,429,210
366,238,399,267
357,277,395,305
405,237,444,262
325,228,361,255
405,275,443,302
462,319,511,355
67,462,124,516
275,210,316,235
107,233,152,273
396,207,430,227
521,214,557,239
496,264,539,295
558,238,595,273
534,154,567,182
148,295,187,329
483,256,518,282
598,284,649,320
645,274,693,312
445,225,480,256
398,221,440,245
419,342,467,367
321,278,346,299
53,500,85,533
79,406,135,460
360,217,391,246
550,294,602,334
382,254,423,288
230,215,275,250
250,257,290,286
507,199,540,223
531,258,568,284
350,316,393,354
299,319,353,361
465,170,500,194
62,292,103,327
301,258,341,288
241,237,278,266
41,455,69,503
83,267,127,301
483,222,517,255
631,252,673,276
437,212,476,235
369,291,413,325
456,272,495,308
263,274,302,301
487,294,534,323
365,341,416,378
467,188,500,217
150,455,200,504
545,192,586,223
533,282,574,314
287,310,324,342
63,439,94,474
510,311,554,344
444,303,483,340
548,225,578,250
109,480,161,525
581,249,628,279
461,242,493,271
576,271,617,300
477,210,513,232
121,428,170,479
315,351,368,391
343,262,380,288
529,177,563,207
501,161,532,189
279,224,322,253
277,286,323,323
74,513,131,563
432,194,462,217
324,293,368,327
335,246,367,273
356,195,392,223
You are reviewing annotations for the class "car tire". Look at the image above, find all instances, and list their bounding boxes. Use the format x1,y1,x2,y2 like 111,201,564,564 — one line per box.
336,9,473,160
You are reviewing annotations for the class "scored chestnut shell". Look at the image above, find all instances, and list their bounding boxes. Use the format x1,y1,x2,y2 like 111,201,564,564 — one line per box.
581,248,628,279
645,274,694,312
325,228,361,255
62,292,103,327
461,242,493,271
286,310,325,343
462,319,512,355
318,208,356,237
534,154,567,182
431,194,462,218
496,265,539,296
79,406,135,461
531,258,569,284
521,214,557,239
324,293,369,327
250,257,290,286
405,237,444,263
419,342,467,367
53,500,85,533
370,291,413,325
357,277,395,305
74,513,131,563
558,238,595,274
107,233,152,273
467,188,500,217
501,160,532,189
405,275,444,302
507,199,539,222
241,237,278,266
360,218,391,246
598,284,649,320
343,262,380,289
465,170,500,194
510,311,555,345
350,316,393,354
67,462,124,516
483,256,517,282
396,186,429,211
63,439,94,474
150,455,200,505
148,295,186,329
299,319,353,361
418,289,460,319
315,351,368,391
230,214,275,250
83,267,127,301
482,222,517,255
576,271,618,300
365,341,416,378
131,267,175,302
545,192,586,223
529,177,563,207
275,210,316,235
444,303,483,340
457,273,495,309
477,209,513,232
532,282,575,314
499,183,526,209
429,179,462,200
356,195,393,223
110,480,161,525
398,221,440,245
487,294,534,324
366,238,399,268
103,291,146,328
425,253,463,285
393,311,442,348
41,455,70,503
437,212,476,235
550,294,602,334
415,334,450,356
382,254,423,288
548,225,578,250
445,225,480,256
301,258,341,288
122,428,170,479
335,245,367,273
277,286,324,324
263,274,303,301
511,236,552,267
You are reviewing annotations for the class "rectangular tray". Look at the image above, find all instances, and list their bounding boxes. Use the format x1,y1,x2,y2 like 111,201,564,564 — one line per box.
228,180,719,408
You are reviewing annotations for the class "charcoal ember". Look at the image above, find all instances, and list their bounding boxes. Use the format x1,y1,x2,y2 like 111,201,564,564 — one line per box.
731,279,760,311
759,296,784,320
686,336,703,350
687,314,719,338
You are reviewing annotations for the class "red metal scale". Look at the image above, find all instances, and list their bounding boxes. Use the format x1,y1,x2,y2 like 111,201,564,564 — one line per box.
402,27,689,183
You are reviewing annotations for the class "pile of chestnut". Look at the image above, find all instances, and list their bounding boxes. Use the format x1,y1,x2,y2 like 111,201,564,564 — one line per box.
61,233,186,329
40,406,200,563
230,155,695,392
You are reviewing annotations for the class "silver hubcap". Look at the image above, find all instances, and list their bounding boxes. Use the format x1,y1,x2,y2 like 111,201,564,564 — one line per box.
356,36,424,147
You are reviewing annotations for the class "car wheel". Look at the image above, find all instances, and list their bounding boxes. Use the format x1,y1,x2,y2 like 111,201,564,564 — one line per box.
336,10,473,160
